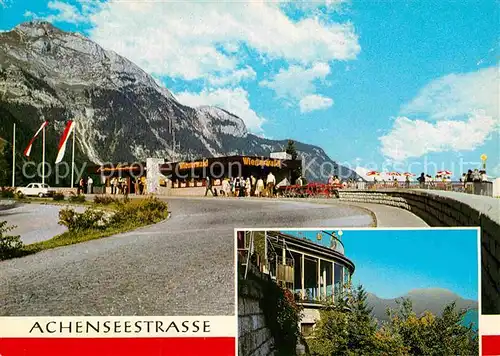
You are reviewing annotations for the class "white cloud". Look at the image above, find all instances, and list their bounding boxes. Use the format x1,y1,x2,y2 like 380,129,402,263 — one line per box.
299,94,334,113
207,66,257,87
260,62,334,111
380,111,497,161
41,1,359,81
260,62,330,99
174,87,265,133
221,42,240,54
401,66,499,121
45,1,87,24
380,66,500,161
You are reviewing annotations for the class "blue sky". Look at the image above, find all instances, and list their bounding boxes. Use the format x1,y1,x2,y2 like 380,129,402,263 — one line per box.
282,229,479,301
1,0,498,178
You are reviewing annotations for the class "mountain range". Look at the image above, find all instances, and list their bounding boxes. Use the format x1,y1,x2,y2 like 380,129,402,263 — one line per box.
0,21,360,183
367,288,478,325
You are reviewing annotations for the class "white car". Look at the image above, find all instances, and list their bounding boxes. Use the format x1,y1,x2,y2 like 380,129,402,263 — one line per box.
16,183,56,198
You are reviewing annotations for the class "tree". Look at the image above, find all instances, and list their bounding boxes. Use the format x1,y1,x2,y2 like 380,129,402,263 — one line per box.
309,285,403,356
384,298,478,356
285,139,302,183
285,139,298,160
0,140,9,187
306,286,478,356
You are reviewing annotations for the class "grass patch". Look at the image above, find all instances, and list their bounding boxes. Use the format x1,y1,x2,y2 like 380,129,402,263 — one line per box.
1,196,169,260
24,221,147,254
29,197,93,207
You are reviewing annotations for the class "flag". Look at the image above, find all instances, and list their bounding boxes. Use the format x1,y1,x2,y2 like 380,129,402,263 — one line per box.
55,120,75,164
23,121,49,157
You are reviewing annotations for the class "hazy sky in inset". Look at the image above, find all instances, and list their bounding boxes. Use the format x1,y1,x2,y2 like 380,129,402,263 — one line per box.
281,229,479,300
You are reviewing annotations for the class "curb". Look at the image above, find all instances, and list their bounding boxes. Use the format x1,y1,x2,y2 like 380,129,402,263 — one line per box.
0,200,18,212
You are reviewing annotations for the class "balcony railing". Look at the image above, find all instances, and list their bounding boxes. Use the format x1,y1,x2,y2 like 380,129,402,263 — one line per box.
346,180,494,196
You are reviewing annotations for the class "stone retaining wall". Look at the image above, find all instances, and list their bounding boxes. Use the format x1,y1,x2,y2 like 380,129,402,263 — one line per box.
239,265,275,356
339,189,500,314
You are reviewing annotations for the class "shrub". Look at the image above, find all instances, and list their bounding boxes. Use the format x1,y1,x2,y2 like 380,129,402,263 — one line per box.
111,196,168,226
68,193,86,203
59,208,108,232
93,195,119,205
0,187,15,199
0,220,24,260
59,197,167,233
15,190,25,200
53,192,65,201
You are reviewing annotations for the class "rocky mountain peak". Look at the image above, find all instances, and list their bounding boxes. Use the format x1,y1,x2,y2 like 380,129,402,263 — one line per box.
195,106,248,138
14,20,59,36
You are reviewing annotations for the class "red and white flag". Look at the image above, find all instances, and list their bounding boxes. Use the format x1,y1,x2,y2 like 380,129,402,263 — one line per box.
23,121,49,157
55,120,75,164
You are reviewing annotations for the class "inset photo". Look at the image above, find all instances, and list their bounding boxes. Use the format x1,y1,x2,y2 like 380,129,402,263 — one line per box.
237,228,480,356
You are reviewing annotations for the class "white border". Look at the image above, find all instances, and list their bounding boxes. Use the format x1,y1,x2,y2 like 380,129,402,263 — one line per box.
234,227,482,355
0,316,237,338
234,229,239,356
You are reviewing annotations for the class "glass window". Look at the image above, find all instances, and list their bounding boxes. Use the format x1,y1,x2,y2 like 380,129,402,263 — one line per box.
334,263,344,301
301,323,314,337
343,266,350,286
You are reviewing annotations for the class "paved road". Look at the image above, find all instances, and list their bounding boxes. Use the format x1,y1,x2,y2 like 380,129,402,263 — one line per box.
0,204,85,244
0,197,422,316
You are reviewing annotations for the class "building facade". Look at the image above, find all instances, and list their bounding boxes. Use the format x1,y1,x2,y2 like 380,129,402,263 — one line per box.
237,230,355,337
88,154,302,196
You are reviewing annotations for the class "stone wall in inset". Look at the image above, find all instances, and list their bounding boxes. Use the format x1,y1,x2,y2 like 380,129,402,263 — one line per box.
238,265,275,356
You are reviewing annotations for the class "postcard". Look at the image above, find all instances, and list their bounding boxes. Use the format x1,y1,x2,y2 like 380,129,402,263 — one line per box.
0,0,498,355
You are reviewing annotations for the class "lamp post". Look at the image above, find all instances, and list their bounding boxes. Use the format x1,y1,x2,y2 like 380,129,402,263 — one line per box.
480,154,487,171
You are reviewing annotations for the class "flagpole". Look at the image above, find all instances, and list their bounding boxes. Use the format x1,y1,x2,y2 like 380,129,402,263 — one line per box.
12,123,15,187
71,123,75,189
42,125,46,185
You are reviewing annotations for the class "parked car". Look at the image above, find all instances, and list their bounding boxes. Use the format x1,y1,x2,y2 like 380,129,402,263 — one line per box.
16,183,56,197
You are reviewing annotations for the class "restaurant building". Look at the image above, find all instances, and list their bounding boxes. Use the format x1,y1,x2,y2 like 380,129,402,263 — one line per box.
237,230,355,337
88,153,301,195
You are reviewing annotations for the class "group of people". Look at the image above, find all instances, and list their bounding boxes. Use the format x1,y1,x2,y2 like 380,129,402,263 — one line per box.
327,175,341,185
416,173,453,188
204,172,277,197
460,169,488,184
415,169,488,190
133,176,148,195
109,176,129,195
76,176,94,195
